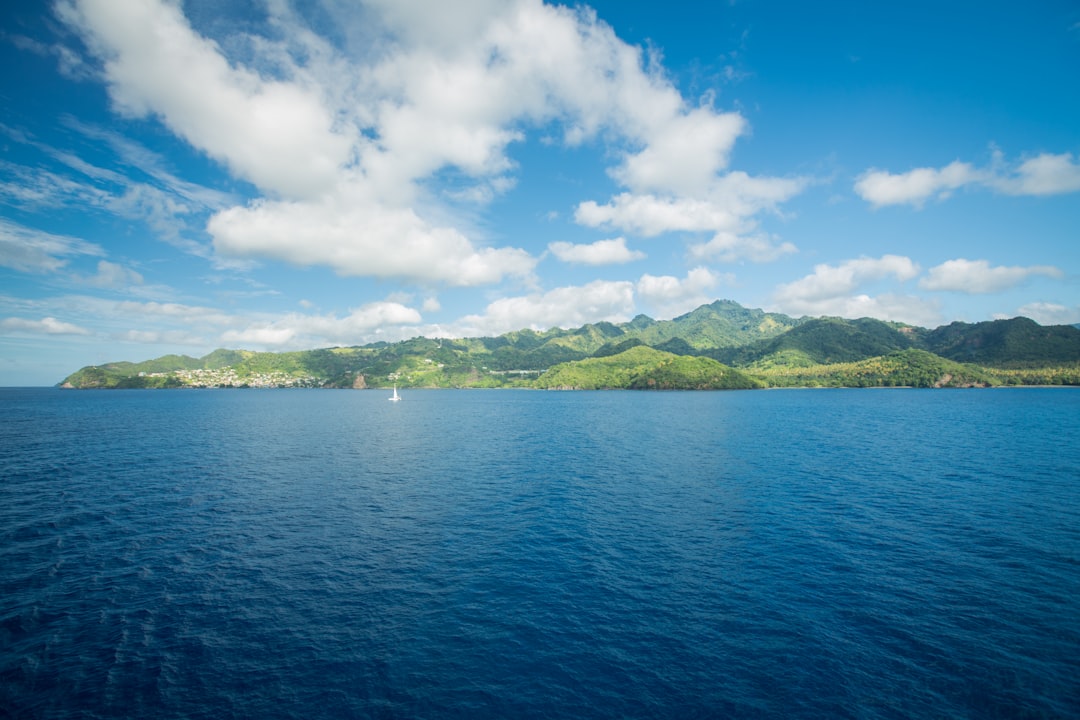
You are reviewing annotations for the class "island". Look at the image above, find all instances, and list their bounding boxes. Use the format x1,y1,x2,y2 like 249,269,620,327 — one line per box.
60,301,1080,390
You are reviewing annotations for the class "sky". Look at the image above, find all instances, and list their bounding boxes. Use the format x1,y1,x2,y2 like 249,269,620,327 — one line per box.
1,0,1079,385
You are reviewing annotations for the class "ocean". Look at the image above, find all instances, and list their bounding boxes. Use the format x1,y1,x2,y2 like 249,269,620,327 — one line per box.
2,387,1078,719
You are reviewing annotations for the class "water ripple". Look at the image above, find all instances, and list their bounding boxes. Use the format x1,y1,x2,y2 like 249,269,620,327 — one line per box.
2,388,1078,718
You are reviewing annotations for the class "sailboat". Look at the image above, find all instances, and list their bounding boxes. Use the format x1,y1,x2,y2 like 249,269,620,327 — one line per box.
389,384,401,402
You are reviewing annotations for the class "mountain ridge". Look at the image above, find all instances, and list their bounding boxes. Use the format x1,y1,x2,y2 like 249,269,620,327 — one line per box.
60,300,1080,389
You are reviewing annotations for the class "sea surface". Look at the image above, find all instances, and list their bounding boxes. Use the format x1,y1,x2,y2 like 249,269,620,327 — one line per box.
1,387,1078,719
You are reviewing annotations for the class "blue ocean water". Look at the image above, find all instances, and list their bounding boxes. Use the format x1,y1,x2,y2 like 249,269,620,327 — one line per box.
1,387,1078,719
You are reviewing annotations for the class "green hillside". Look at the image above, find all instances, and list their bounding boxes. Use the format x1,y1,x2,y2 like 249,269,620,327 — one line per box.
633,299,803,349
448,302,799,371
921,317,1080,367
753,348,996,388
719,317,915,366
59,300,1080,389
534,346,760,390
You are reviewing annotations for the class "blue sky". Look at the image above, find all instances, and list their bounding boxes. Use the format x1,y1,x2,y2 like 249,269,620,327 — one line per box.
2,0,1078,385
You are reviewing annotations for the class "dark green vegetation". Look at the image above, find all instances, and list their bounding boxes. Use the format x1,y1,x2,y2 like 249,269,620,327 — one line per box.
61,301,1080,390
534,346,761,390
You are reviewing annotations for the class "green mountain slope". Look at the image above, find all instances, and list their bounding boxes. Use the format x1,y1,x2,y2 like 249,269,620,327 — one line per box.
535,346,760,390
633,299,803,349
59,300,1080,389
718,317,916,366
753,348,996,388
921,317,1080,367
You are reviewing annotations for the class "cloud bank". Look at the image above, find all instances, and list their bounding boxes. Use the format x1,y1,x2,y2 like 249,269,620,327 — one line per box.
57,0,808,290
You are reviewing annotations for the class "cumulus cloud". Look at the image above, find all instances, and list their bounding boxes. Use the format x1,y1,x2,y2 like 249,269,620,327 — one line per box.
779,293,943,327
207,190,537,285
771,255,938,324
920,258,1063,293
576,194,734,236
60,0,535,283
1013,302,1080,326
636,267,725,319
456,279,636,336
56,0,351,199
548,237,644,265
991,153,1080,196
451,267,726,336
359,0,512,51
0,316,91,335
576,173,806,262
774,255,920,303
612,107,746,195
854,161,983,208
855,152,1080,207
220,302,423,348
57,0,798,285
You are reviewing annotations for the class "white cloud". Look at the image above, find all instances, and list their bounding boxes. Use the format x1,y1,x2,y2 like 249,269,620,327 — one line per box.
576,172,806,262
82,298,237,328
27,294,427,351
854,161,983,208
357,0,514,53
450,267,726,336
855,151,1080,207
688,231,797,263
207,190,537,285
775,293,943,327
774,255,920,303
456,279,636,336
579,173,806,237
636,267,725,319
920,258,1063,294
57,0,351,199
58,0,794,286
359,0,754,206
219,326,296,347
78,260,145,289
577,193,738,236
1013,302,1080,326
220,302,423,348
0,219,104,273
548,237,645,265
116,328,207,345
770,255,936,323
613,107,746,195
992,153,1080,196
0,316,91,335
